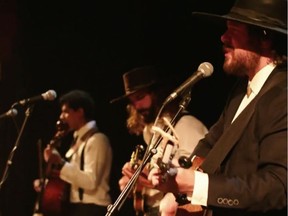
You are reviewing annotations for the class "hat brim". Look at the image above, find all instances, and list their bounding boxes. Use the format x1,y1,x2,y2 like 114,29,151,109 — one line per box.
193,12,287,35
109,90,137,104
110,82,156,104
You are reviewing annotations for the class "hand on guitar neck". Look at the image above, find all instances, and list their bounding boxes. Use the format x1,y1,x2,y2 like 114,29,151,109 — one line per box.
119,145,152,216
44,146,66,177
44,120,69,176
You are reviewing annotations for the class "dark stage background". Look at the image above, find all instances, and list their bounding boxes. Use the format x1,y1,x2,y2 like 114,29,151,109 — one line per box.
0,0,237,215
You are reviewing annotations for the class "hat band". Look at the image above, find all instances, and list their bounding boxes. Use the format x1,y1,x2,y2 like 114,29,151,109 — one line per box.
124,81,156,95
231,7,287,29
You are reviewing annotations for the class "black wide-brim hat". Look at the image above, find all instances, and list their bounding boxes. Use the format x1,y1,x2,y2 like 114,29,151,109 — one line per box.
193,0,287,35
110,66,158,104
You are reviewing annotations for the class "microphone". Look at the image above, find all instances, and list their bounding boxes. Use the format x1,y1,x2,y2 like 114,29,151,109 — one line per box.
164,62,214,104
0,108,18,119
15,90,57,106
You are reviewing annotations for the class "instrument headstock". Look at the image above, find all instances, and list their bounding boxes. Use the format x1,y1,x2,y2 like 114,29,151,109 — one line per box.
49,120,69,147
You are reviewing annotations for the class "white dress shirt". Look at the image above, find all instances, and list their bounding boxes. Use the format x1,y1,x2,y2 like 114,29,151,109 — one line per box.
60,120,112,206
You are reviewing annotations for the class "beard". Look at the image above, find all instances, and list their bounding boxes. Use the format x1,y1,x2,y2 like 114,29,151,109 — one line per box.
223,48,261,77
138,106,157,124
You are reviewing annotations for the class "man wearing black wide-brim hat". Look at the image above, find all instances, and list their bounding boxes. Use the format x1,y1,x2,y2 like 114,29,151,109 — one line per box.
111,65,209,216
148,0,287,216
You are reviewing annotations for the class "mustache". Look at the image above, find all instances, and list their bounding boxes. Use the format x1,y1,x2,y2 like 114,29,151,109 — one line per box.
138,108,150,114
223,44,233,52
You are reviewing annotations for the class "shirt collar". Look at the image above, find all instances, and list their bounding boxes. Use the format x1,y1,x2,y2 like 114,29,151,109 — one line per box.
249,63,276,95
73,120,97,140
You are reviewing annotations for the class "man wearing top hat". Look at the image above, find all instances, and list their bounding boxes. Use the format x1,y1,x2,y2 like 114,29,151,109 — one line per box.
148,0,287,216
111,66,208,216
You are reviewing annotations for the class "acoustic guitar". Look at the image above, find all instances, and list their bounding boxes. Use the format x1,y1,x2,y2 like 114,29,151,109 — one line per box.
40,120,70,216
156,145,204,216
130,144,146,216
41,173,69,216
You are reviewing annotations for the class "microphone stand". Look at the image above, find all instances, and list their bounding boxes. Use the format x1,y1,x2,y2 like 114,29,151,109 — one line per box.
0,105,34,189
105,91,192,216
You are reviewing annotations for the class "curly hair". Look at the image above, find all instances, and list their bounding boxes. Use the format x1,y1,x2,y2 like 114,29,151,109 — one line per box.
249,26,287,66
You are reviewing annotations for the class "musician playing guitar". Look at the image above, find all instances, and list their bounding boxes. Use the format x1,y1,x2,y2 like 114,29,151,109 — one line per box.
147,2,288,215
113,66,208,216
38,90,113,216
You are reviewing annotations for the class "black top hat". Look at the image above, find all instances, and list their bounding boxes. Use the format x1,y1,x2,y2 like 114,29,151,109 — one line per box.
110,66,158,103
193,0,287,34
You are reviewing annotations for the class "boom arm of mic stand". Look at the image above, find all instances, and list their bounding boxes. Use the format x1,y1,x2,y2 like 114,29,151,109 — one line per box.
144,89,192,159
0,105,34,189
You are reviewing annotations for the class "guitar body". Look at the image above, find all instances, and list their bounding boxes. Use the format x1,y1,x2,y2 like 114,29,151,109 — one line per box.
133,185,145,216
41,175,69,216
176,156,205,216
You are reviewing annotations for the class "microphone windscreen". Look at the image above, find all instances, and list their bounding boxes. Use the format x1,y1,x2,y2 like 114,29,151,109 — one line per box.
198,62,214,77
43,90,57,101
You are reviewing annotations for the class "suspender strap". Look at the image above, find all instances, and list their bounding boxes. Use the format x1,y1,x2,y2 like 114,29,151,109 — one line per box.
79,144,85,201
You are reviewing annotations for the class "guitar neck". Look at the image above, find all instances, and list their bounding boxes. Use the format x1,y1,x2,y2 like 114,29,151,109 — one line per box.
130,145,146,215
130,145,145,170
